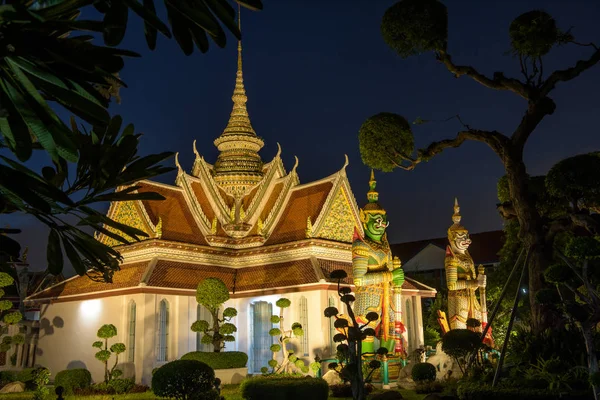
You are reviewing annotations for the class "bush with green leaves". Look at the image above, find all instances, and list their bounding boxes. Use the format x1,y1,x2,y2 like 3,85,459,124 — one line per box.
152,359,219,400
32,367,50,400
240,375,328,400
54,369,92,394
441,329,481,375
93,324,126,383
412,362,437,382
456,382,591,400
191,278,238,352
181,351,247,369
0,272,23,355
263,298,314,374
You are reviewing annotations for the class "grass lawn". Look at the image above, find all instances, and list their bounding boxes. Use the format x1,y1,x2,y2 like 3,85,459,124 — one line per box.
0,385,427,400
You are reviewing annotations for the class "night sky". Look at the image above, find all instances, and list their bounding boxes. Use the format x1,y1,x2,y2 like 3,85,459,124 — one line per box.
4,0,600,274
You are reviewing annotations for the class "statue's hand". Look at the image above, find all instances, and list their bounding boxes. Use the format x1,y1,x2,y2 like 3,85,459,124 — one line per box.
477,273,486,288
392,268,404,287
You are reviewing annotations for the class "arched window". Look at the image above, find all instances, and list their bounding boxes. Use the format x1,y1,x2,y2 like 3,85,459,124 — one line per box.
127,301,136,362
157,299,169,362
328,295,337,355
250,301,273,373
299,296,309,356
197,304,213,352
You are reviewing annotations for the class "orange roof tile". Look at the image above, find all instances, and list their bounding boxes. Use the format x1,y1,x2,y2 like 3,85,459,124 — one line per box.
190,181,216,222
266,182,333,245
236,259,318,292
137,182,207,245
260,182,284,221
28,262,148,299
242,185,259,210
147,260,235,290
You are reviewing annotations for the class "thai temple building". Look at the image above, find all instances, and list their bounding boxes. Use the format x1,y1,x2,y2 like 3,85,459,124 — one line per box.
25,34,435,385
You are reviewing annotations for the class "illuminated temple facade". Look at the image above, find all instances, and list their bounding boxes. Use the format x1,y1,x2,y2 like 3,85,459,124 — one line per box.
26,38,435,385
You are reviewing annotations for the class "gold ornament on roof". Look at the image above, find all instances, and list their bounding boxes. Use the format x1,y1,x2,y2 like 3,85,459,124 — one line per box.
257,217,264,236
229,206,235,222
211,216,218,235
240,205,246,221
155,217,163,239
306,217,313,238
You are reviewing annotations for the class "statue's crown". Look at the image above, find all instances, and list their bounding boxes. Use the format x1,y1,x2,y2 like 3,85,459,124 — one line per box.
448,198,468,235
363,170,386,213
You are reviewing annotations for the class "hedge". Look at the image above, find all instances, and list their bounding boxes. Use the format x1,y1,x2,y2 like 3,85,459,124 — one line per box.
240,376,328,400
181,351,248,369
54,369,92,394
411,362,437,382
457,383,592,400
152,360,219,400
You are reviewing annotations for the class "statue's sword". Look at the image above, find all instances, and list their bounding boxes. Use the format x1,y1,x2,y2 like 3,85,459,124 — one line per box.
478,265,487,326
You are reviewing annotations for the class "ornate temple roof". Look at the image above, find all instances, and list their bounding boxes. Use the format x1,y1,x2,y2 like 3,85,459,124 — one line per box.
27,23,436,304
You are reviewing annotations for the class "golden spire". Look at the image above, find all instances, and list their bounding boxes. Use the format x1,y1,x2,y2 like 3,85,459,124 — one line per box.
452,197,461,225
213,5,264,199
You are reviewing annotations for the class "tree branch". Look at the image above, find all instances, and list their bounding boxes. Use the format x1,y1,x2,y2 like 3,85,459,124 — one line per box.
540,48,600,97
511,97,556,151
418,129,508,163
437,51,532,100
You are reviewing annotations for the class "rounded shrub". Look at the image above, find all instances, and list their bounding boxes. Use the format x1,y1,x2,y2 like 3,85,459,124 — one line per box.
411,362,437,382
54,369,92,394
152,359,219,400
240,376,328,400
181,351,248,369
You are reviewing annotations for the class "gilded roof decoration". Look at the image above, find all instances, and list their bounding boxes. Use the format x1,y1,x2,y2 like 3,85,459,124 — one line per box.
101,201,150,247
316,187,356,243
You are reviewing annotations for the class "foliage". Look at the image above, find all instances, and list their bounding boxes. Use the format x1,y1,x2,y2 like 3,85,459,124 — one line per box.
54,369,92,395
264,298,308,374
0,0,263,282
545,152,600,205
411,363,437,382
423,327,441,349
240,375,328,400
329,383,374,398
456,382,591,400
358,113,414,172
441,329,481,375
31,367,50,400
152,360,219,400
0,272,23,353
93,324,126,383
181,351,248,369
192,278,238,352
414,379,445,394
73,379,148,395
325,270,385,400
381,0,448,57
509,11,567,58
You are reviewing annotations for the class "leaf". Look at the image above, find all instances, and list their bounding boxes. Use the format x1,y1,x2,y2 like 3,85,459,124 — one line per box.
204,0,239,39
166,2,194,56
91,191,165,203
142,0,158,49
47,229,64,275
60,235,86,276
36,0,94,20
0,165,52,213
123,0,171,39
103,1,129,46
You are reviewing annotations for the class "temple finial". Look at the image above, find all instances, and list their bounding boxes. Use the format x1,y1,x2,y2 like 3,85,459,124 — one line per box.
367,170,378,203
237,3,242,71
452,197,462,225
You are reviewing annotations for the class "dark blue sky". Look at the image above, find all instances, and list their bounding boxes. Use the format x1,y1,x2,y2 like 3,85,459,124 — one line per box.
5,0,600,272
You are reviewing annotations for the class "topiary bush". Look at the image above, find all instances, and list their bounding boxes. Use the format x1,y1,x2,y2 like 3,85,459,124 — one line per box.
54,369,92,394
330,383,374,398
240,375,329,400
411,362,437,382
181,351,248,369
152,359,219,400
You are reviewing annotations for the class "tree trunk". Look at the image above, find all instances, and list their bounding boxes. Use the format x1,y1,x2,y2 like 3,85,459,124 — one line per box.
212,311,221,352
504,150,552,334
582,324,599,400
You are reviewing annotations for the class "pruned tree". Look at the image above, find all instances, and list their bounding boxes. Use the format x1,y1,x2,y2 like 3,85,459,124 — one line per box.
360,0,600,333
191,278,237,352
324,270,383,400
93,324,126,383
0,272,23,357
262,297,315,375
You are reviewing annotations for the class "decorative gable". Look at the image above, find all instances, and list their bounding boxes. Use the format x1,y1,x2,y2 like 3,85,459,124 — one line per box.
315,186,358,243
99,201,153,247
